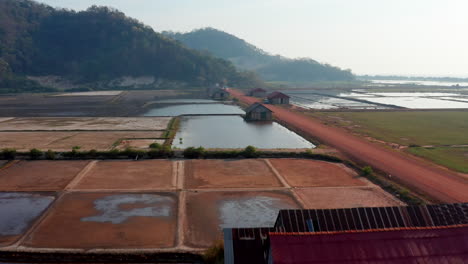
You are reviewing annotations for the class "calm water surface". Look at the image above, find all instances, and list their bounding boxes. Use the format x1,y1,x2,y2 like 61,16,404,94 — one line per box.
173,116,315,149
144,103,244,116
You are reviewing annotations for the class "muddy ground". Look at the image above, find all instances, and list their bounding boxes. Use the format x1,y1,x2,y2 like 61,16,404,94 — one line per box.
0,90,203,117
0,159,402,254
0,131,164,151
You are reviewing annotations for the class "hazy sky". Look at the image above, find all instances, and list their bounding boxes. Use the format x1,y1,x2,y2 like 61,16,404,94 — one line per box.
36,0,468,77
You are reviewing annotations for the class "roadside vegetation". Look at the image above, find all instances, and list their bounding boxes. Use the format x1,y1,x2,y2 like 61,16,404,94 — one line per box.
407,147,468,174
356,164,426,205
310,111,468,173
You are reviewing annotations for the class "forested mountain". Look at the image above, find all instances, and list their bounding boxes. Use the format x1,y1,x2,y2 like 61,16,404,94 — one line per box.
0,0,262,92
164,28,354,83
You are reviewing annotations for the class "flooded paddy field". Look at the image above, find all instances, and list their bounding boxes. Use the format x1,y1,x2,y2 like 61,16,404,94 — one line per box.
0,159,402,252
22,192,178,249
0,192,55,246
184,190,300,248
173,116,315,149
144,103,244,116
282,88,468,109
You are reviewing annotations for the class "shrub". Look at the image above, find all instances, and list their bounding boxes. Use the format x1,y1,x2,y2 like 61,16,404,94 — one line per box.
147,145,174,158
122,148,145,159
183,146,205,158
88,149,98,158
203,240,224,264
242,145,258,158
29,148,43,160
2,148,17,160
361,166,373,176
45,150,56,160
107,149,120,158
149,142,161,149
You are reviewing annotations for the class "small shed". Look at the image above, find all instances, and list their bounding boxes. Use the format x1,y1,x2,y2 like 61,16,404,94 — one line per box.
244,102,273,121
267,91,290,105
211,88,230,100
248,88,267,98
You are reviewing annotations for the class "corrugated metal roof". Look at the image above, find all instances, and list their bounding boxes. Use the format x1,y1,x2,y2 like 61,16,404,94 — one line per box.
245,102,274,113
274,203,468,233
267,91,290,99
269,225,468,264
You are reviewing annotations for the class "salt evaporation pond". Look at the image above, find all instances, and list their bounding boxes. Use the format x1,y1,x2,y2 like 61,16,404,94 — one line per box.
357,96,468,109
173,116,315,149
144,103,245,116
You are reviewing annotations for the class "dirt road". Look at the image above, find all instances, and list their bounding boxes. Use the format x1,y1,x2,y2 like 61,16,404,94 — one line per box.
229,89,468,203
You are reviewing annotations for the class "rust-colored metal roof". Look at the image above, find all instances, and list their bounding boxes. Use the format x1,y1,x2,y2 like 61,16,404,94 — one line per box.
267,91,290,99
269,225,468,263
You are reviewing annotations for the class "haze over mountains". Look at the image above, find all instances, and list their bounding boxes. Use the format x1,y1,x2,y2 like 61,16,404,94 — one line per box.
0,0,354,93
0,0,262,92
164,28,354,83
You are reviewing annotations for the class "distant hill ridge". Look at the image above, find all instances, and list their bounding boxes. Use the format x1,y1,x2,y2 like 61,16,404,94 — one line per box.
163,28,354,83
0,0,261,93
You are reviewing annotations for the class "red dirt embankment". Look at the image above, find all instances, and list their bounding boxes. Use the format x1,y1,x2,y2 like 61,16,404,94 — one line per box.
229,89,468,203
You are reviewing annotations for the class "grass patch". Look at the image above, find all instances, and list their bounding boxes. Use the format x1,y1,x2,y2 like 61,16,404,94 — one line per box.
407,147,468,173
163,117,180,146
311,111,468,146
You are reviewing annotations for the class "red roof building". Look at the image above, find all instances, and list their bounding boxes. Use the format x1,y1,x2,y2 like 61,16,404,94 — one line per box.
248,88,267,98
224,203,468,264
267,91,290,105
269,225,468,263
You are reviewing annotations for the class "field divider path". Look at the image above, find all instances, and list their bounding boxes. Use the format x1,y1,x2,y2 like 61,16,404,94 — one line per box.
264,159,307,208
174,160,185,190
64,160,97,190
0,160,21,172
175,160,187,248
263,159,290,188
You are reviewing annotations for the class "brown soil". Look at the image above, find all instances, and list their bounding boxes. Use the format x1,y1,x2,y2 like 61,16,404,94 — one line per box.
0,161,89,191
184,159,282,189
0,117,171,131
230,89,468,203
116,139,166,150
184,190,301,248
74,160,174,190
294,187,404,209
0,131,163,151
269,159,367,187
22,192,177,249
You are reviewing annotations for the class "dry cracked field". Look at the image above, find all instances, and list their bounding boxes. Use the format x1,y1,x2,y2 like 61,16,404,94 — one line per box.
0,158,403,252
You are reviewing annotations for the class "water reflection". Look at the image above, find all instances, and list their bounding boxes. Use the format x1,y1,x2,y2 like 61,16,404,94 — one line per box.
173,116,315,149
144,104,244,116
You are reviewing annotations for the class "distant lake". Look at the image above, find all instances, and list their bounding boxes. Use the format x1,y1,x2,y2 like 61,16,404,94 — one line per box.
144,104,245,116
173,116,315,149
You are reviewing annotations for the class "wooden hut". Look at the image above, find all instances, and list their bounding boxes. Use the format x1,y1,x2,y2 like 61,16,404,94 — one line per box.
211,88,230,100
244,103,273,121
248,88,267,98
267,91,290,105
